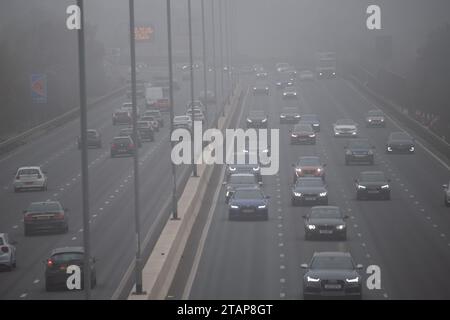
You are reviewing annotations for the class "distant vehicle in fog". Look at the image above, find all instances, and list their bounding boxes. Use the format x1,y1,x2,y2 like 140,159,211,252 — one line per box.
386,132,415,154
355,171,391,200
77,129,102,149
316,52,336,79
366,109,386,127
333,119,358,137
443,181,450,207
299,70,315,81
13,166,47,192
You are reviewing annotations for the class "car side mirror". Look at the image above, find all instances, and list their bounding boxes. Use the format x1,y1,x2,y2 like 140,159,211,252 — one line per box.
356,264,364,270
344,215,349,219
372,146,376,149
300,264,308,269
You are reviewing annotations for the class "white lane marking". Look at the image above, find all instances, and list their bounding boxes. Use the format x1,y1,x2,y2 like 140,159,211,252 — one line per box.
278,224,283,228
346,79,450,171
99,207,104,211
383,293,389,299
280,253,285,258
13,225,18,229
280,265,285,270
278,243,284,247
280,293,286,298
278,216,283,220
109,195,115,199
72,237,77,241
33,279,40,284
277,208,282,212
19,293,27,298
105,201,110,205
280,278,286,283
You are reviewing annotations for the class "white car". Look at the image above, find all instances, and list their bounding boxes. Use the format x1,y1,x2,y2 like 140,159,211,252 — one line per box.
173,115,193,130
186,108,205,124
0,233,17,271
13,166,47,192
443,181,450,207
333,119,358,137
282,90,298,99
299,70,315,81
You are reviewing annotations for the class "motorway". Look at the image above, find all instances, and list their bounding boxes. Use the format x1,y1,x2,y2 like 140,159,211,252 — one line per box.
0,66,229,299
172,74,450,300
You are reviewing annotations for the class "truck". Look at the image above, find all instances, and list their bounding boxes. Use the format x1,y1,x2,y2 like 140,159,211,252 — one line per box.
316,52,336,79
145,86,170,112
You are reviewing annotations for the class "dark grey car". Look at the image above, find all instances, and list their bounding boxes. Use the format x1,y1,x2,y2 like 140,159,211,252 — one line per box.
224,173,261,203
280,107,301,124
386,132,415,154
355,171,391,200
246,110,268,128
299,114,320,132
303,206,348,241
345,138,375,165
302,252,363,299
292,177,328,206
77,129,102,149
226,164,262,183
23,201,69,236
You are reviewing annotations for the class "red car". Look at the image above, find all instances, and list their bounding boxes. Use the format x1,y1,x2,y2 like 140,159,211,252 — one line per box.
293,156,326,183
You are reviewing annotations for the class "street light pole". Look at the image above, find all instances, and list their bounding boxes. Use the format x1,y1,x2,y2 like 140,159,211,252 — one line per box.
211,0,218,126
201,0,208,127
224,0,231,97
188,0,198,177
166,0,178,220
76,0,91,300
218,0,225,117
129,0,144,295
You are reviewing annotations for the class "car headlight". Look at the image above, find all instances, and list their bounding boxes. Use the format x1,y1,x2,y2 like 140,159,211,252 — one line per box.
381,184,390,189
283,92,287,96
357,185,366,189
307,275,320,282
319,192,327,197
336,224,345,230
296,168,302,172
313,123,319,126
387,146,393,151
229,167,236,171
291,134,298,137
293,92,297,95
243,149,249,153
262,149,269,153
258,205,266,209
309,134,315,138
368,119,372,122
247,119,252,123
380,118,385,122
261,118,267,123
332,72,336,75
294,192,302,197
352,131,357,135
317,168,322,172
410,146,415,151
346,276,359,283
265,87,269,90
252,166,260,171
253,87,257,90
295,115,301,118
230,205,239,209
307,224,316,230
276,82,281,86
280,114,286,118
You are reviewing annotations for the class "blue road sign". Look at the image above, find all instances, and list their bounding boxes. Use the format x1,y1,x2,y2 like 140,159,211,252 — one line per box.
31,74,47,103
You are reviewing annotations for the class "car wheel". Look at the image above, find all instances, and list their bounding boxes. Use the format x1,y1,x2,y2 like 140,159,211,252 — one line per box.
291,198,297,206
24,226,31,237
340,234,347,241
356,193,361,201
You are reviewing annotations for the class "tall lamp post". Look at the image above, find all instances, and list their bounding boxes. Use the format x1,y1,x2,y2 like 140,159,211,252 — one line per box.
166,0,178,220
218,0,225,116
211,0,218,126
76,0,91,300
188,0,198,177
201,0,208,127
129,0,144,295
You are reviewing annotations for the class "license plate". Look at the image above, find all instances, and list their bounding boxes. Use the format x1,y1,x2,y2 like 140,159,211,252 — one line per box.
242,209,254,213
368,190,379,194
305,197,316,201
25,182,34,185
355,155,366,157
325,284,342,290
320,230,333,234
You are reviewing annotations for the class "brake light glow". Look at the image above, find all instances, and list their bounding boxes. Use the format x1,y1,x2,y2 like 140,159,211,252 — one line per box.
1,246,9,253
47,259,54,267
54,212,65,220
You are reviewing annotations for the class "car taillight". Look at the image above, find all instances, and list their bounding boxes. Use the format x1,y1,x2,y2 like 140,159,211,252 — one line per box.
24,214,32,221
129,144,135,149
54,212,65,220
1,246,9,253
47,259,54,268
111,143,117,149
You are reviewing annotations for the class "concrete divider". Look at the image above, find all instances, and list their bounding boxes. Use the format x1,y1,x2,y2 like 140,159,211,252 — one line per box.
128,84,245,300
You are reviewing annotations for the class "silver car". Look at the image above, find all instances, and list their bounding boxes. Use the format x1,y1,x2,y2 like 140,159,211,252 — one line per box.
333,119,358,137
0,233,17,271
13,166,47,192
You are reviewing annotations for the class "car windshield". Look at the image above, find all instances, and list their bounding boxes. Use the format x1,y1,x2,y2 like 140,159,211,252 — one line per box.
52,253,83,263
175,116,190,122
0,237,4,245
368,110,383,116
141,116,154,121
294,124,313,132
114,137,131,144
229,175,256,184
296,179,324,188
336,119,355,125
18,169,40,175
282,108,298,113
301,115,318,121
233,189,263,200
348,140,370,148
87,131,97,137
249,111,265,117
310,207,341,219
360,172,386,182
311,256,354,270
137,122,150,128
391,132,411,140
28,202,61,212
145,111,159,116
298,157,320,166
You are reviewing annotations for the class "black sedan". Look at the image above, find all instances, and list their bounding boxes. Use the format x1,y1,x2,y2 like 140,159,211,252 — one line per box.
345,138,375,165
279,107,301,124
246,110,268,128
23,201,69,236
290,124,316,145
303,206,348,241
228,187,270,221
302,252,363,299
386,132,415,154
291,177,328,206
226,164,262,183
223,173,261,203
45,247,96,291
355,171,391,200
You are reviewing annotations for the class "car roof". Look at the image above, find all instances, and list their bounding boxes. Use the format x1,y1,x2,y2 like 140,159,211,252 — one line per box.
51,246,84,256
313,251,351,258
299,156,320,160
294,124,313,130
297,177,323,182
229,173,255,178
114,135,132,139
312,206,340,210
18,166,41,170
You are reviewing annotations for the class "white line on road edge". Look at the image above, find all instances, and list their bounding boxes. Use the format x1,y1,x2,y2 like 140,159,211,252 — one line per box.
182,87,250,300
